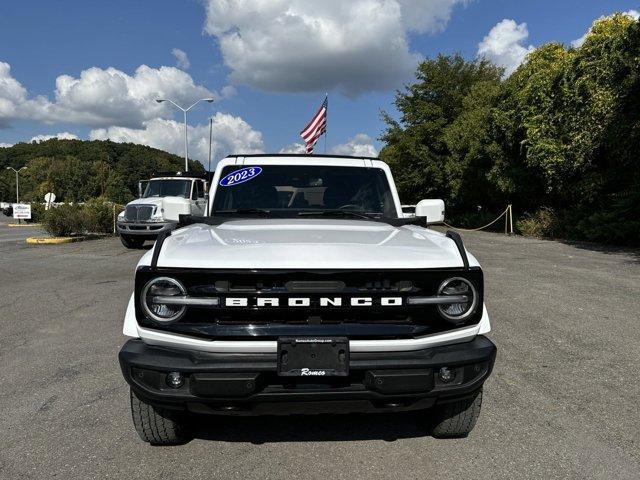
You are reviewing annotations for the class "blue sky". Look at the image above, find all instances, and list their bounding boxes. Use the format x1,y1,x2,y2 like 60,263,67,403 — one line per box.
0,0,638,167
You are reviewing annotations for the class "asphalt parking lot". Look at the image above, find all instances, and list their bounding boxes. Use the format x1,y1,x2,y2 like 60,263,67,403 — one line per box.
0,216,44,250
1,213,639,479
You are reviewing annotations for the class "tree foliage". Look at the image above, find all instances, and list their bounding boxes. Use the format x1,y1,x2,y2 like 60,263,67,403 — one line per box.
380,54,503,207
381,13,640,244
0,139,203,204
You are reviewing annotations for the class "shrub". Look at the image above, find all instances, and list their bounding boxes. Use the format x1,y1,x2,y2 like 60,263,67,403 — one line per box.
574,212,640,246
516,207,562,238
83,198,114,234
42,203,86,237
28,202,46,223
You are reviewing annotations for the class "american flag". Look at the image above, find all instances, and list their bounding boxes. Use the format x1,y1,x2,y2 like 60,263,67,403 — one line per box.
300,96,327,154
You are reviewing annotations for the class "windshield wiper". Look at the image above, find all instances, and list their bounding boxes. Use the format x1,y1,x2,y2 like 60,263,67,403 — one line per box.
214,208,271,215
297,209,380,220
180,210,423,228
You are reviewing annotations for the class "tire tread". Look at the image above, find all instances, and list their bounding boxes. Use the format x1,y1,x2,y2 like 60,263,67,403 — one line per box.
129,389,191,445
430,389,483,438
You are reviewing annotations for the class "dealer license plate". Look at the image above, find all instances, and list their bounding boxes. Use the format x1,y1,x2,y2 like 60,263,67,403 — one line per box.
277,337,349,377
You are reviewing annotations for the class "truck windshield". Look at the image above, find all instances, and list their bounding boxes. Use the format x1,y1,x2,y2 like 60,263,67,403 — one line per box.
212,165,397,218
143,179,191,198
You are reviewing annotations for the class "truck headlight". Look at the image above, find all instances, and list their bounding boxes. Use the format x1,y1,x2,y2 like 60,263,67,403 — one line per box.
141,277,186,323
117,211,125,221
437,277,478,322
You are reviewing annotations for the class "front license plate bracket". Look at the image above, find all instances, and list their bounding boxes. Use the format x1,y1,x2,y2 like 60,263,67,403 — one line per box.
277,337,349,377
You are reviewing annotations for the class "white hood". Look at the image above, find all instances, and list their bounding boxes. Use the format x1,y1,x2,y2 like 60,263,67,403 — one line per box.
144,219,477,270
126,197,164,208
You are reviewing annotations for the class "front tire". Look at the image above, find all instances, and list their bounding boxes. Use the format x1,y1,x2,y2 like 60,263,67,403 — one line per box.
120,234,145,249
429,389,483,438
130,389,192,445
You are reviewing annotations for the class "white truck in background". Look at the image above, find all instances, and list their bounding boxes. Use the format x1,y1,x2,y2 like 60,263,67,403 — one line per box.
116,173,209,248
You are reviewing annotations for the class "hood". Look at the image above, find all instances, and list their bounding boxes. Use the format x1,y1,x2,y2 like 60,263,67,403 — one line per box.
149,219,475,270
126,197,165,208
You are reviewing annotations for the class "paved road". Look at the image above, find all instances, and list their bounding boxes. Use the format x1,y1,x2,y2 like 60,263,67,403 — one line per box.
0,228,638,479
0,214,45,250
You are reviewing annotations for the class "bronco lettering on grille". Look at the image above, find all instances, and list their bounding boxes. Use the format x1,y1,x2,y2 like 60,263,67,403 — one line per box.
223,297,403,307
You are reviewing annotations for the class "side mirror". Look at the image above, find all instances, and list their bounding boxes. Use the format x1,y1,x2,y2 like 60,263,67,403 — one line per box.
415,199,445,224
162,197,191,222
138,180,149,198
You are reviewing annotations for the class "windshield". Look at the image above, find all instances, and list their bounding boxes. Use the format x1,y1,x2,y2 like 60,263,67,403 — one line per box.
212,165,397,218
143,179,191,198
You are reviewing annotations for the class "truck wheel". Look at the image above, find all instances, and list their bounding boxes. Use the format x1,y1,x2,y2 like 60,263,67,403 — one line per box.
429,389,483,438
130,389,192,445
120,234,145,249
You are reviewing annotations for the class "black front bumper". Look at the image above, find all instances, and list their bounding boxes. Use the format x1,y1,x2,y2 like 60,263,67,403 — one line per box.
116,221,175,238
119,336,496,415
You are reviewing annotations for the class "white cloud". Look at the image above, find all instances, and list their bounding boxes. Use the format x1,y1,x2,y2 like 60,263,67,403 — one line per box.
202,0,467,95
626,9,640,19
0,62,34,128
279,134,379,156
0,62,219,128
0,142,13,148
279,142,307,154
572,10,639,48
571,32,589,49
477,19,535,77
90,113,264,166
220,85,237,99
330,133,378,157
171,48,191,70
48,65,217,127
29,132,78,143
397,0,471,34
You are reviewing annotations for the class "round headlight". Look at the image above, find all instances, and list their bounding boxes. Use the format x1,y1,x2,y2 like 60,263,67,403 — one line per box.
141,277,186,323
437,277,478,322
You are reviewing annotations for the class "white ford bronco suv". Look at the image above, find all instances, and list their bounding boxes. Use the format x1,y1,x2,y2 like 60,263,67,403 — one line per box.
118,154,496,445
117,173,209,249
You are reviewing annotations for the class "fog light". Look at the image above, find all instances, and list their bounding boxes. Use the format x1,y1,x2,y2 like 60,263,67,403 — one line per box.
438,367,455,383
166,372,184,389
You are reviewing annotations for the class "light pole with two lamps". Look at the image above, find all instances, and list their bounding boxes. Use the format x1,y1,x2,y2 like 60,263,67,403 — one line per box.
155,98,214,172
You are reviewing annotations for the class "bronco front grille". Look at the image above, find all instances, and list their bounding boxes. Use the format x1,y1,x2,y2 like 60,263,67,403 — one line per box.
125,205,155,222
135,267,484,340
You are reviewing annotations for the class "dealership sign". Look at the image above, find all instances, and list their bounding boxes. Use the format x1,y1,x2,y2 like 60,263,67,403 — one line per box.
12,203,31,220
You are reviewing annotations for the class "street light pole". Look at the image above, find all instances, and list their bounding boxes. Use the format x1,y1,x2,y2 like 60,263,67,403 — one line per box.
183,109,188,172
155,98,215,172
208,117,213,173
6,166,26,203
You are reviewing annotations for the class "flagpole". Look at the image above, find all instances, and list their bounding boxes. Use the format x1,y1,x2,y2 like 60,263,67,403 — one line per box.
323,93,328,154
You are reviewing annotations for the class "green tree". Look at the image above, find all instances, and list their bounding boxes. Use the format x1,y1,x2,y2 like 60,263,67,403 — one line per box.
380,54,503,210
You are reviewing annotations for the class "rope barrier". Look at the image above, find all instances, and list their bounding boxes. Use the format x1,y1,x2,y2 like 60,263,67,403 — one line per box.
443,205,514,234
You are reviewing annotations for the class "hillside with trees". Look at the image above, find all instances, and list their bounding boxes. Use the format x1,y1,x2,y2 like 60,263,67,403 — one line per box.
0,139,203,204
382,13,640,245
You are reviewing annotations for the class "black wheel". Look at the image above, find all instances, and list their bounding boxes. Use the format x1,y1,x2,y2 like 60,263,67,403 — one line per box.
120,234,145,249
129,389,192,445
429,389,483,438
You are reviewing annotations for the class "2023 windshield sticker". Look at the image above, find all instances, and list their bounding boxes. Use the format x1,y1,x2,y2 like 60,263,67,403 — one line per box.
219,166,263,186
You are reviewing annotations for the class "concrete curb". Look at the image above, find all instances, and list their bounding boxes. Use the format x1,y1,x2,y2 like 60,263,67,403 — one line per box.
8,223,42,228
26,236,85,245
